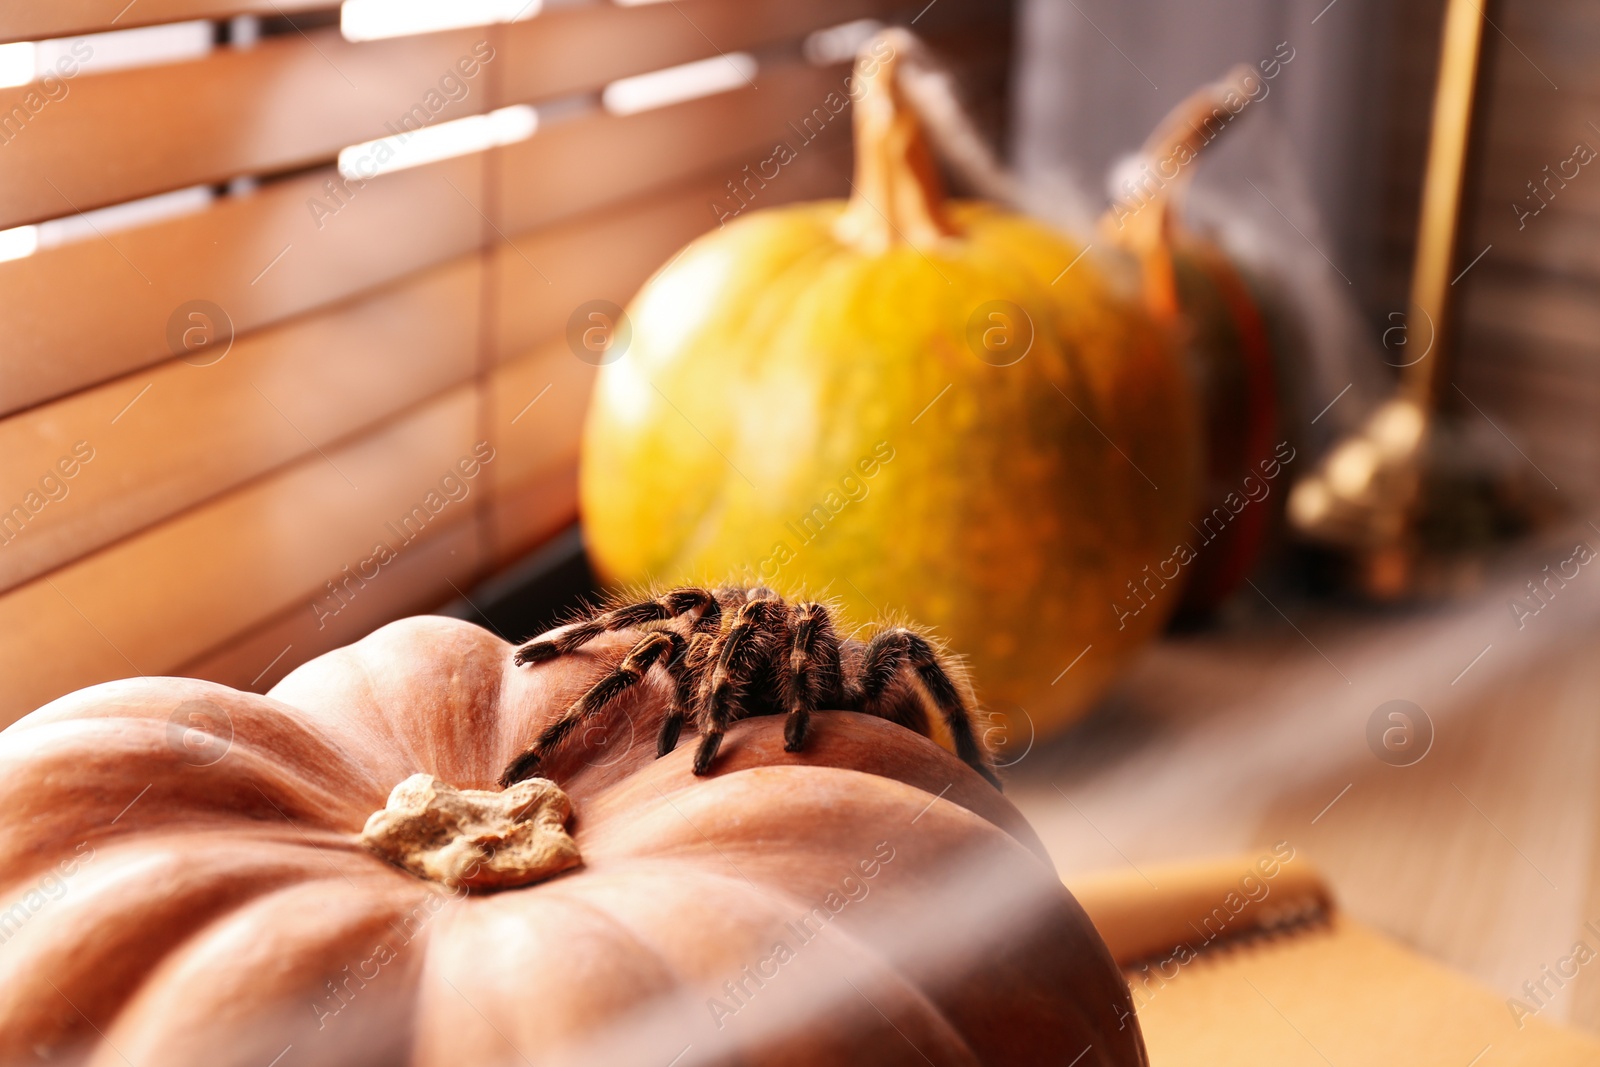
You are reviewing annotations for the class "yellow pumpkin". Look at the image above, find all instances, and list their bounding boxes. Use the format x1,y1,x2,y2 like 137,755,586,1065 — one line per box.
581,32,1199,743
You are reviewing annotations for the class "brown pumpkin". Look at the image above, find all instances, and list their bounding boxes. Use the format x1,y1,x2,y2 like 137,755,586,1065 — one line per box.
0,615,1143,1067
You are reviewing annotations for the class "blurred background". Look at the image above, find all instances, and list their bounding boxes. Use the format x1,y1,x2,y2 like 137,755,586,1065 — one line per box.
1,0,1598,1042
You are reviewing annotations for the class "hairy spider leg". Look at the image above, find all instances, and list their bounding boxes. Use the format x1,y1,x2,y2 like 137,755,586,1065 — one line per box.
855,627,1000,788
657,631,714,757
781,601,843,753
513,587,719,665
693,596,784,775
501,630,683,786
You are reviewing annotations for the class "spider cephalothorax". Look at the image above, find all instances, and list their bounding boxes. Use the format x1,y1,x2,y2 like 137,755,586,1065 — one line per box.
499,587,1000,790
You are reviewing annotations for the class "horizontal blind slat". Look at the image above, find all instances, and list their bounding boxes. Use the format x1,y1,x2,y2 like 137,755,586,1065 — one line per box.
490,466,582,588
0,153,484,417
0,2,332,44
0,257,480,594
0,387,481,724
177,518,486,695
0,129,853,594
497,59,852,235
0,27,490,230
490,338,597,496
0,0,919,229
497,0,921,104
0,59,849,416
180,345,601,695
497,131,852,360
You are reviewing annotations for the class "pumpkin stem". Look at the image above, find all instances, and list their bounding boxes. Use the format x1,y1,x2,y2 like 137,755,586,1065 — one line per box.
835,29,958,254
1101,64,1259,319
360,773,582,891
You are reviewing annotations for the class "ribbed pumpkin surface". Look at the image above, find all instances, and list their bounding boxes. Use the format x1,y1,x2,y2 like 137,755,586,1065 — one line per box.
0,615,1144,1067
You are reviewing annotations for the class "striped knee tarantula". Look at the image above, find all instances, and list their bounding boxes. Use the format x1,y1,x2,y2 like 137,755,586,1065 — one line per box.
498,587,1000,789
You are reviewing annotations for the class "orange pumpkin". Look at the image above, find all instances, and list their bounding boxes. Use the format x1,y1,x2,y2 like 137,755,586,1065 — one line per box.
0,615,1144,1066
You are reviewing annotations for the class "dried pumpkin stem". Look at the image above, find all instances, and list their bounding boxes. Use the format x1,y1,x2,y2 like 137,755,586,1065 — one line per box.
1121,67,1260,249
835,29,958,254
1103,64,1259,318
360,773,582,891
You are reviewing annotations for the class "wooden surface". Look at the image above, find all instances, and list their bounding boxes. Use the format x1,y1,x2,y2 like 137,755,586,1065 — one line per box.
1009,523,1600,1036
1129,914,1600,1065
1068,862,1600,1065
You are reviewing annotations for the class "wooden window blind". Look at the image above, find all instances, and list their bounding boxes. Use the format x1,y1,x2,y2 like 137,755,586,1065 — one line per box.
0,0,1009,725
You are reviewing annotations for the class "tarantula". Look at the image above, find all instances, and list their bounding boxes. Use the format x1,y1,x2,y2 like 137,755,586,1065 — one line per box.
498,587,1000,790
